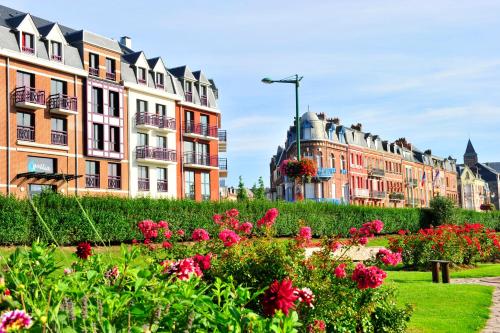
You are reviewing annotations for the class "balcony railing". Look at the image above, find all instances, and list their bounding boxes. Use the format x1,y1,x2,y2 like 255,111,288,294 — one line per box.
157,180,168,192
17,125,35,141
218,130,227,142
389,192,405,201
370,190,386,199
51,54,62,62
183,121,218,138
353,188,370,198
185,91,193,102
200,96,208,107
368,167,385,178
135,112,176,130
22,46,34,54
51,130,67,146
136,146,177,162
85,174,100,188
138,178,150,191
219,158,227,170
89,67,99,76
14,86,45,106
183,152,218,167
156,83,164,89
138,78,147,85
48,94,78,112
406,178,418,187
316,167,336,179
106,72,116,81
108,176,121,190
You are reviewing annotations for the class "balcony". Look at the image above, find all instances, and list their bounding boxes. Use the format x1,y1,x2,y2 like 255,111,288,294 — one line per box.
17,125,35,142
370,191,386,199
108,176,121,190
135,113,176,132
51,54,62,62
89,67,99,77
14,86,45,109
368,167,385,178
106,72,116,81
218,130,227,152
219,157,228,177
48,94,78,115
22,46,34,54
185,91,193,102
316,167,336,180
183,121,218,139
200,96,209,107
138,178,150,191
85,174,100,188
183,152,218,169
340,169,348,175
389,192,405,201
353,188,370,198
51,130,67,146
406,178,418,187
136,146,177,165
157,180,168,192
138,78,147,85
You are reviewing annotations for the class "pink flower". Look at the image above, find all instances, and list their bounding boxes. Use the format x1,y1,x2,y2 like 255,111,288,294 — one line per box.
219,229,241,247
239,222,253,234
307,320,326,333
351,263,387,289
359,237,368,245
138,220,159,240
162,241,173,249
376,249,402,266
299,227,312,240
261,278,299,316
330,242,342,252
63,268,73,275
157,220,168,229
294,287,315,308
334,263,347,278
162,258,202,281
226,208,239,218
104,266,120,280
192,229,210,242
192,253,212,271
349,227,358,235
257,208,279,228
0,310,32,332
213,214,223,225
177,229,185,237
163,230,172,239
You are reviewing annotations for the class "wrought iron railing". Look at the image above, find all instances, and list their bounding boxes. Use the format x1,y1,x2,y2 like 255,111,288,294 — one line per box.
138,178,150,191
136,146,177,162
157,180,168,192
14,86,45,105
183,121,218,137
106,72,116,81
89,67,99,76
108,176,121,190
85,174,100,188
51,130,67,146
48,94,77,112
17,125,35,141
183,152,218,167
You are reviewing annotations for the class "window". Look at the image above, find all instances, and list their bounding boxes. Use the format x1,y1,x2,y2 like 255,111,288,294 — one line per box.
17,112,33,127
200,115,209,136
89,53,99,75
156,73,164,88
51,41,62,61
51,79,66,95
85,161,100,188
185,81,192,93
51,117,67,145
201,172,210,200
185,111,194,131
157,136,167,148
185,81,192,102
137,100,148,113
138,166,149,191
16,71,34,88
157,168,168,192
156,104,166,116
330,154,336,168
303,122,311,140
17,112,34,141
108,163,121,189
138,132,148,146
91,87,103,114
185,171,195,199
137,67,146,84
109,91,119,117
200,85,207,97
340,155,346,170
109,126,120,152
106,58,115,74
21,32,34,53
92,123,104,150
316,152,322,168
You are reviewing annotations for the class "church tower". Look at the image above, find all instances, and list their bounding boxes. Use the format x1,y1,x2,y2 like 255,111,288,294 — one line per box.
464,139,478,168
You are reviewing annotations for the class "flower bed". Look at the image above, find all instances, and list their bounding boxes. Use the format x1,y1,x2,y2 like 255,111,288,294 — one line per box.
0,208,413,332
388,223,500,270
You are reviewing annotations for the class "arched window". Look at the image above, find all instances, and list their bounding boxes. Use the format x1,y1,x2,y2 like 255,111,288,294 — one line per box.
330,153,336,169
302,121,312,140
340,155,346,170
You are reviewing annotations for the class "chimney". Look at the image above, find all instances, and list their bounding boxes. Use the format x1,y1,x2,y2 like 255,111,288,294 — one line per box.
120,36,132,49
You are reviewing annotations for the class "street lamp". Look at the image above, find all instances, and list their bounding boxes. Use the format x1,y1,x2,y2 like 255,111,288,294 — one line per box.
262,74,303,160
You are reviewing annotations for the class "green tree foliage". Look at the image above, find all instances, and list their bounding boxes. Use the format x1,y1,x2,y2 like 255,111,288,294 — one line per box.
237,176,248,201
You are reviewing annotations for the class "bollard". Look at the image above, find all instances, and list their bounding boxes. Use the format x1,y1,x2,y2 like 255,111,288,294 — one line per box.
430,260,440,283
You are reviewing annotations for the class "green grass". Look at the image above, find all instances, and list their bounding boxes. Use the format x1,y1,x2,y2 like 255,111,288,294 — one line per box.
366,236,390,247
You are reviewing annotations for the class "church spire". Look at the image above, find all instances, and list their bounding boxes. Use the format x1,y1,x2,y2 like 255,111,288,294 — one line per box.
464,139,478,167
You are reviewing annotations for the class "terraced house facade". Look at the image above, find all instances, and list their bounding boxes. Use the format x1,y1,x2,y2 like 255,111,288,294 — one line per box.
269,112,458,207
0,5,226,200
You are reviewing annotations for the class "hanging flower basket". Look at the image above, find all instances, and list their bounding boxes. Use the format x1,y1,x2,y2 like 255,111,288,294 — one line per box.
279,158,317,183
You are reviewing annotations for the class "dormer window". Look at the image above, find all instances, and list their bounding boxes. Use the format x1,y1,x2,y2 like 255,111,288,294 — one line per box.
137,68,146,85
21,32,34,54
185,81,192,102
89,53,99,76
156,73,164,89
51,41,62,61
200,85,208,106
106,58,116,81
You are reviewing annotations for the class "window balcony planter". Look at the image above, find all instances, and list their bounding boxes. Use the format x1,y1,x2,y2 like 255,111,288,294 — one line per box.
183,121,218,139
51,130,67,146
14,86,45,109
157,180,168,192
106,72,116,81
48,94,78,115
108,176,121,190
370,190,386,199
85,174,100,188
89,67,99,77
136,146,177,165
183,152,219,169
17,125,35,142
138,178,150,191
368,167,385,178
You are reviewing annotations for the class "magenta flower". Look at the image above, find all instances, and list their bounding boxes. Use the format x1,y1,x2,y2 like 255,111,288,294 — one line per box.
351,263,387,289
219,229,241,247
261,278,299,316
239,222,253,235
0,310,32,332
192,228,210,242
334,263,347,278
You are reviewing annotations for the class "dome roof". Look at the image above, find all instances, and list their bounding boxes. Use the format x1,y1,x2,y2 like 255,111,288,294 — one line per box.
300,112,327,140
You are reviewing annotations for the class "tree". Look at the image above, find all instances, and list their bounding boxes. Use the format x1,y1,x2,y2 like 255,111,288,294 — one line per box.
429,195,455,226
237,176,248,201
254,176,266,200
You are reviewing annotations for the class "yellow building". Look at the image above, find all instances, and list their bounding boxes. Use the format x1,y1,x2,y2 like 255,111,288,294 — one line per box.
457,164,489,211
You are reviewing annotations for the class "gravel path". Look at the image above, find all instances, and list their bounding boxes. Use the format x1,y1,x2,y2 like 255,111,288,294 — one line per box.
452,277,500,333
304,246,384,261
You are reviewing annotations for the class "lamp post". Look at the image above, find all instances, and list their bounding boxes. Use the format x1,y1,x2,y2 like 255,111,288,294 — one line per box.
262,74,303,160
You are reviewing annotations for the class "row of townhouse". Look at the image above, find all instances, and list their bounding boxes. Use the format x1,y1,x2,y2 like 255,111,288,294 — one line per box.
0,5,227,200
269,112,458,207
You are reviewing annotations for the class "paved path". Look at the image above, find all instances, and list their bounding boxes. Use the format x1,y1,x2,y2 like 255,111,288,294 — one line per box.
304,246,385,261
452,277,500,333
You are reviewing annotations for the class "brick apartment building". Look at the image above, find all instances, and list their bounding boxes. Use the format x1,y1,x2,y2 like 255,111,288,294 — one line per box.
270,112,458,207
0,5,226,200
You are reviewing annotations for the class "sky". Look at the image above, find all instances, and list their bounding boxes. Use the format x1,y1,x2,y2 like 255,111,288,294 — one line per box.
6,0,500,187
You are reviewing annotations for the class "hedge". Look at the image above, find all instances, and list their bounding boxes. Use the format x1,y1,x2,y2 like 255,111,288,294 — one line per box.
0,193,499,245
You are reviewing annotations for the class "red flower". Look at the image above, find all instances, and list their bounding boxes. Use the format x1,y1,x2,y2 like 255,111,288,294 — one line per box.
226,208,239,218
177,229,185,237
157,220,168,229
219,229,241,247
192,253,212,271
192,228,210,242
76,242,92,260
138,220,159,240
4,289,10,296
162,241,172,249
261,278,299,316
163,230,172,239
213,214,223,225
376,249,402,266
351,263,387,289
239,222,253,235
294,287,315,308
257,208,279,228
334,263,347,278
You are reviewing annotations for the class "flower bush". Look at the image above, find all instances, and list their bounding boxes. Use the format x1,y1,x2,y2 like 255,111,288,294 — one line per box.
388,223,500,269
279,158,318,181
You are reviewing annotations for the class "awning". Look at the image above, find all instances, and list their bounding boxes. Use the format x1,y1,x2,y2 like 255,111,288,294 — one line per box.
15,172,82,181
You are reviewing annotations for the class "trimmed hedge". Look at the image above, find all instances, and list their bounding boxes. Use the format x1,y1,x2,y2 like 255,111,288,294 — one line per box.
0,193,499,245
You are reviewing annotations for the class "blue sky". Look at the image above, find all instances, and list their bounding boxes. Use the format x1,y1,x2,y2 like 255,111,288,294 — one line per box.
8,0,500,187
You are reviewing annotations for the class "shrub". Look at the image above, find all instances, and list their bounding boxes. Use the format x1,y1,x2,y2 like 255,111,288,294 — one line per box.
429,196,455,226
